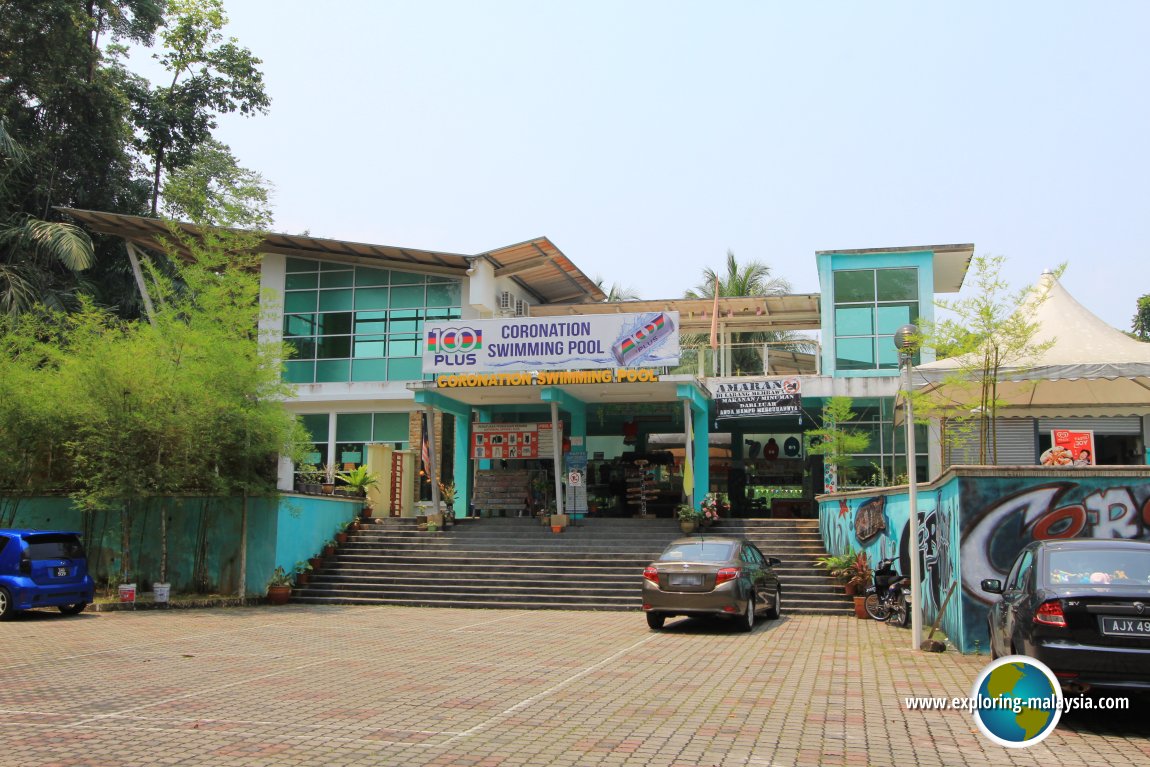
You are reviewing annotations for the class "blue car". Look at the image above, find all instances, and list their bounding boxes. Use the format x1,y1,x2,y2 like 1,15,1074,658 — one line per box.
0,529,96,620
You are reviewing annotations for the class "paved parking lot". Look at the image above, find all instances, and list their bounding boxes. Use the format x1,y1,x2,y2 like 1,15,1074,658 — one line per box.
1,605,1146,767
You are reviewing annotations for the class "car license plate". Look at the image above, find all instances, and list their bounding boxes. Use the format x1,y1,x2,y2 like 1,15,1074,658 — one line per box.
1100,616,1150,637
669,573,703,586
55,566,68,577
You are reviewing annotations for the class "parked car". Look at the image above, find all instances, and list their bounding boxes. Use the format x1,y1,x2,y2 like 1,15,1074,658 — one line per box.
981,538,1150,695
0,529,95,620
642,536,781,631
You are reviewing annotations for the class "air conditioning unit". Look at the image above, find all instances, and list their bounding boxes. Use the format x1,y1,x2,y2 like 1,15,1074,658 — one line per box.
515,299,530,317
498,291,514,311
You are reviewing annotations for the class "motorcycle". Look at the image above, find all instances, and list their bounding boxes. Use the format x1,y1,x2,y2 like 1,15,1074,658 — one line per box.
864,557,910,626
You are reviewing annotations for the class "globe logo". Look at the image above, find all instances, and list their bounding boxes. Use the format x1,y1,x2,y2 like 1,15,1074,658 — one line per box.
971,655,1062,747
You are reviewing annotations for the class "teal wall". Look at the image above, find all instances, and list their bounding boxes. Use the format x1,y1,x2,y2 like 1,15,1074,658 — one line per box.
5,493,359,597
820,468,1150,653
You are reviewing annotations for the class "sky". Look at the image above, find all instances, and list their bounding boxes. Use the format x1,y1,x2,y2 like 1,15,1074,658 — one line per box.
136,1,1149,331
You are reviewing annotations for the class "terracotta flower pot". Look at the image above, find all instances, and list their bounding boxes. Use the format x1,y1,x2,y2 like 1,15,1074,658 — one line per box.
679,520,697,534
853,595,869,619
551,525,563,533
266,585,291,605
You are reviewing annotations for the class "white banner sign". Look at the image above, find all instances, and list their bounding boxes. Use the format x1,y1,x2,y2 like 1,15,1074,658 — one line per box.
422,312,680,373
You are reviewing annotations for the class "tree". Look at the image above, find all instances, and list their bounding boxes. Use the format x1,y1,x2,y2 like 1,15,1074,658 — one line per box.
1133,294,1150,342
804,397,870,489
593,275,640,302
161,139,273,228
913,255,1058,464
684,249,809,373
132,0,270,215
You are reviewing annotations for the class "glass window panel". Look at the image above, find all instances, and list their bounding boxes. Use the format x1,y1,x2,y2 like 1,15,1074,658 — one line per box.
426,281,461,307
833,270,875,303
334,443,365,467
835,337,875,370
877,303,916,335
284,314,318,337
389,285,425,309
877,338,901,370
319,289,353,312
354,287,390,310
351,358,389,381
390,270,422,285
284,290,317,313
319,269,354,289
354,311,388,334
285,272,318,290
355,267,390,287
336,413,373,441
834,306,873,336
300,414,330,443
426,307,461,321
387,310,422,332
285,337,316,360
387,334,419,357
316,359,350,382
387,357,423,380
876,268,918,301
316,335,351,359
315,312,352,335
353,335,386,358
283,360,315,384
321,261,351,271
373,413,409,443
286,257,317,273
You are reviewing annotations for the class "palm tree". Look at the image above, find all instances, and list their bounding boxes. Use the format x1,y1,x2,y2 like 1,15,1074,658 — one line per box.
0,120,94,315
593,275,640,302
685,250,811,374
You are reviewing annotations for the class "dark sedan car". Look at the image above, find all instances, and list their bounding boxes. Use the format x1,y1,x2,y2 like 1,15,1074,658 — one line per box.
0,529,95,620
981,538,1150,695
642,537,781,631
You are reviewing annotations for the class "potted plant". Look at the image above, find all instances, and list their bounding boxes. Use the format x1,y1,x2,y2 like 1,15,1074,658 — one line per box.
322,538,337,558
266,566,293,605
335,520,354,545
676,503,699,534
293,560,312,587
321,464,338,495
336,465,380,498
814,549,856,592
699,493,726,528
843,550,872,614
297,463,323,494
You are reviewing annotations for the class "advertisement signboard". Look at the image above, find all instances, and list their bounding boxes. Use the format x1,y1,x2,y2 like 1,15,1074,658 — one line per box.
423,312,680,373
1041,430,1096,466
714,377,802,420
472,422,562,460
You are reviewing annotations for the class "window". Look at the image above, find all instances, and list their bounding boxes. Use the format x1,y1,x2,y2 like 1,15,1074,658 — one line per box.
833,268,919,371
281,259,462,384
296,412,411,475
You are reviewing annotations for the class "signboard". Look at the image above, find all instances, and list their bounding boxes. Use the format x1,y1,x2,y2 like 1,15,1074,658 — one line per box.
471,422,563,460
566,449,588,513
1042,430,1096,466
714,377,802,420
423,312,680,373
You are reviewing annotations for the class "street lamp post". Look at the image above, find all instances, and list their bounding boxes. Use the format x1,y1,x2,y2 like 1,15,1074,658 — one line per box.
894,324,923,651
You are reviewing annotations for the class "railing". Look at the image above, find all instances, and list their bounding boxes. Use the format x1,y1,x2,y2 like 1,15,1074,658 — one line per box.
668,340,821,378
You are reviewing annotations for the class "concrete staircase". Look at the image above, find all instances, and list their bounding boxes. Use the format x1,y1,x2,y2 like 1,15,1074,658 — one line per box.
291,517,853,616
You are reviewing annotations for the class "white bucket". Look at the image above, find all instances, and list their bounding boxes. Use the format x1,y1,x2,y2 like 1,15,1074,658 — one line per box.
118,583,137,603
153,583,170,603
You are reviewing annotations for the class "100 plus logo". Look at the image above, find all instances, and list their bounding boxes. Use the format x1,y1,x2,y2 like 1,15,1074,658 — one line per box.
426,327,483,366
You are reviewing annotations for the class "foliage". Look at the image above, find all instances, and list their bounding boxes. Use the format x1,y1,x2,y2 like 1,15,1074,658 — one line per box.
699,493,726,523
682,249,812,374
676,503,698,523
593,275,640,302
913,255,1059,464
843,550,873,588
804,397,870,485
437,481,456,504
267,566,293,588
1133,294,1150,342
336,465,380,494
814,549,855,582
161,139,273,228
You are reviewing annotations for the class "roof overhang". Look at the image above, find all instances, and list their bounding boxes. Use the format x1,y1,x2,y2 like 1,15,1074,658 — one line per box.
816,243,974,293
531,294,822,334
57,208,607,305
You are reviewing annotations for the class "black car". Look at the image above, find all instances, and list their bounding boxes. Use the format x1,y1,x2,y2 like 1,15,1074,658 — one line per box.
981,538,1150,695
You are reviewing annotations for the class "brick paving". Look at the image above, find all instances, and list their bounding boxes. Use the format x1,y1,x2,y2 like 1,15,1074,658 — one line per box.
1,605,1146,766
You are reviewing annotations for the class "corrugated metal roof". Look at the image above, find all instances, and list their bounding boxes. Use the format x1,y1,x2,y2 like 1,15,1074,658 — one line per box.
58,208,607,305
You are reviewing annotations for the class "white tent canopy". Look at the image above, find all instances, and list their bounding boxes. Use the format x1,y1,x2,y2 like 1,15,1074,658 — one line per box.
913,272,1150,418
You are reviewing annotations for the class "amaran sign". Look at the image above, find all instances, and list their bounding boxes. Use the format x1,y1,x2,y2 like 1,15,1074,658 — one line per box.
713,377,802,419
422,312,680,373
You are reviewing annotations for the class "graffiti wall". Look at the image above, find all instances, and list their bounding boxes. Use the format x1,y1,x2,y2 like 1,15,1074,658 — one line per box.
819,468,1150,654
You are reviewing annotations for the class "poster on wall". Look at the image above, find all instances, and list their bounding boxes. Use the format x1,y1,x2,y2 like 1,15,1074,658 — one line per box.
713,378,802,420
472,422,563,460
1041,429,1096,466
423,312,680,373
